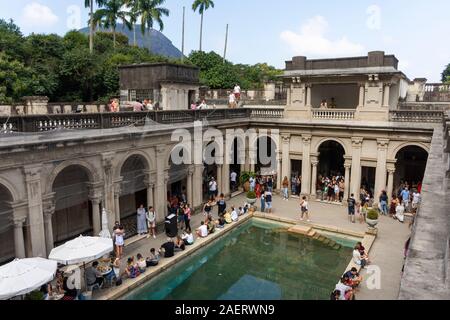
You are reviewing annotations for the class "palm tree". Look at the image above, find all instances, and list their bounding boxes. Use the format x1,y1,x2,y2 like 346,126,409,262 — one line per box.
84,0,107,54
192,0,214,52
93,0,133,49
125,0,169,51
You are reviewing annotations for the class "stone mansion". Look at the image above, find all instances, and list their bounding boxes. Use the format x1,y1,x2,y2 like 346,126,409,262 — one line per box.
0,51,449,298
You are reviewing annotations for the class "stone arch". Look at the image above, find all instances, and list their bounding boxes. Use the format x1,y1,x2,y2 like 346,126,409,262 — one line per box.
114,150,154,181
0,181,15,264
0,176,19,203
254,134,278,174
46,159,100,195
390,142,430,161
392,143,429,191
314,137,349,156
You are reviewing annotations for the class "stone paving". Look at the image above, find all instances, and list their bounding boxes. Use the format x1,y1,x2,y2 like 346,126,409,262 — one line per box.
95,192,411,300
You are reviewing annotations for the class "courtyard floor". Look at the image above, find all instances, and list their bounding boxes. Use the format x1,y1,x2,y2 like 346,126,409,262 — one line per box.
95,193,411,300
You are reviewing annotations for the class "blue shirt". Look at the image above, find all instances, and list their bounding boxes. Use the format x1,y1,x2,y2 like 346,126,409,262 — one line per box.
401,190,410,201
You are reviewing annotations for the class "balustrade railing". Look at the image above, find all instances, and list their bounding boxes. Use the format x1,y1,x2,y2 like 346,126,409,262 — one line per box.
390,110,444,123
424,83,450,102
312,109,356,120
0,108,283,134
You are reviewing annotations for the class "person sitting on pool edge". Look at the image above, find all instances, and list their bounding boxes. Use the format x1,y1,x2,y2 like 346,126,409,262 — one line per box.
207,217,216,234
159,238,175,258
146,248,160,267
343,268,363,288
175,236,186,252
224,210,232,224
196,221,209,238
182,230,194,246
136,254,147,274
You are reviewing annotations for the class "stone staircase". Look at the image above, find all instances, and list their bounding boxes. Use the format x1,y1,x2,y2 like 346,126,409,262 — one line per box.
287,225,342,250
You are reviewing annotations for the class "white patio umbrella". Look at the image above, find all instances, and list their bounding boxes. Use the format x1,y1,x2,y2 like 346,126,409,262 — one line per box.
99,208,111,239
48,235,113,265
0,258,57,300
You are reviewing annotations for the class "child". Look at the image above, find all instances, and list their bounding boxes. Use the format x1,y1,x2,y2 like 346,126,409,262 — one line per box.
239,207,245,216
360,203,368,224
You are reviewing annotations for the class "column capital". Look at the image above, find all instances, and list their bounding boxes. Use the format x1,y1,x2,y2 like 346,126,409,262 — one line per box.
302,134,312,144
101,152,115,169
305,83,313,88
23,165,42,181
351,137,364,148
281,134,291,143
311,160,319,167
344,161,352,169
387,167,396,174
156,144,166,155
13,217,27,227
377,139,390,150
384,82,393,87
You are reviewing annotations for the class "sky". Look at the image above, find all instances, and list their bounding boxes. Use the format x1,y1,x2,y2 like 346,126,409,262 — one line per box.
1,0,449,82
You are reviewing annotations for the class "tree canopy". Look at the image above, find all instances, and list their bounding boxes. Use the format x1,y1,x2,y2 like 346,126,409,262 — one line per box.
442,64,450,83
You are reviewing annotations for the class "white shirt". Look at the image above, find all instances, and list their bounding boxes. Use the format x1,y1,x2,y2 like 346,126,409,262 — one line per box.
209,180,217,191
233,86,241,94
229,94,236,103
396,205,405,222
146,210,156,223
198,225,208,237
230,172,237,182
183,233,194,244
412,193,421,204
353,250,362,265
231,210,238,221
335,282,352,300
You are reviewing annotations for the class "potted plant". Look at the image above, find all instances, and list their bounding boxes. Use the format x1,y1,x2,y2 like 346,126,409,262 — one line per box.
240,172,256,192
246,191,257,205
366,209,379,229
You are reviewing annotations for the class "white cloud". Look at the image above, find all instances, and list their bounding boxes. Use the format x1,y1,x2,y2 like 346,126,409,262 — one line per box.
21,2,59,28
280,16,365,57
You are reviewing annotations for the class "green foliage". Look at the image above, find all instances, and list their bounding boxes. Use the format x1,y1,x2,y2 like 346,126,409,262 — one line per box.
0,18,184,103
24,290,45,300
240,172,256,185
246,191,257,199
192,0,215,14
367,209,379,220
188,51,282,89
442,64,450,83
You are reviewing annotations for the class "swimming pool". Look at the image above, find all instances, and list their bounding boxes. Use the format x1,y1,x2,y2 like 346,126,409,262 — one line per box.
123,219,354,300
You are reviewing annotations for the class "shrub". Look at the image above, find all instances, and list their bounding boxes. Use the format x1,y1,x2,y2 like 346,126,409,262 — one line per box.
246,191,257,199
367,209,379,220
239,172,256,185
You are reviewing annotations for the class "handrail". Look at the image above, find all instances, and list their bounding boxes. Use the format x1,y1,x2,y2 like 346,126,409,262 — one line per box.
0,108,284,133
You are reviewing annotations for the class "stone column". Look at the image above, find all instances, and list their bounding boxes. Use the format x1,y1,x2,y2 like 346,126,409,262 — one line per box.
301,135,312,195
306,84,312,107
374,139,389,201
187,167,194,205
276,153,282,191
311,160,319,197
383,83,391,107
114,183,121,223
24,165,46,258
281,134,291,182
350,137,364,197
102,153,116,231
13,218,26,259
222,165,230,197
90,197,101,236
248,146,256,173
358,83,365,108
387,167,396,199
217,165,223,194
193,164,204,209
144,171,155,207
344,161,352,201
42,194,56,256
155,145,168,223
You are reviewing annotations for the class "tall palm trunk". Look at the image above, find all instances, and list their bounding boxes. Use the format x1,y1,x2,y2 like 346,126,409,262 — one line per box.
133,24,137,46
199,12,203,51
89,0,94,53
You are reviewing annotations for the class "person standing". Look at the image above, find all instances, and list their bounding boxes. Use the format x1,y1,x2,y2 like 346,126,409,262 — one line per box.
300,196,310,222
412,191,421,213
282,176,289,201
208,178,218,199
136,205,148,235
379,191,389,216
400,187,411,212
267,177,273,192
146,207,157,239
228,91,237,109
347,194,356,223
233,84,241,102
184,204,192,232
114,225,125,259
264,189,273,214
217,194,227,216
249,176,256,192
230,170,238,192
260,189,266,212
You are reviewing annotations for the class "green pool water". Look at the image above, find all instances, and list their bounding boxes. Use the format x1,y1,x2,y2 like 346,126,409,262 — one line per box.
123,219,353,300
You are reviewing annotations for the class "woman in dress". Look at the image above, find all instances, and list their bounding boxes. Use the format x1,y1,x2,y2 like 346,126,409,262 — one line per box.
136,204,148,235
282,176,289,201
184,204,192,232
146,207,157,239
114,225,125,259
